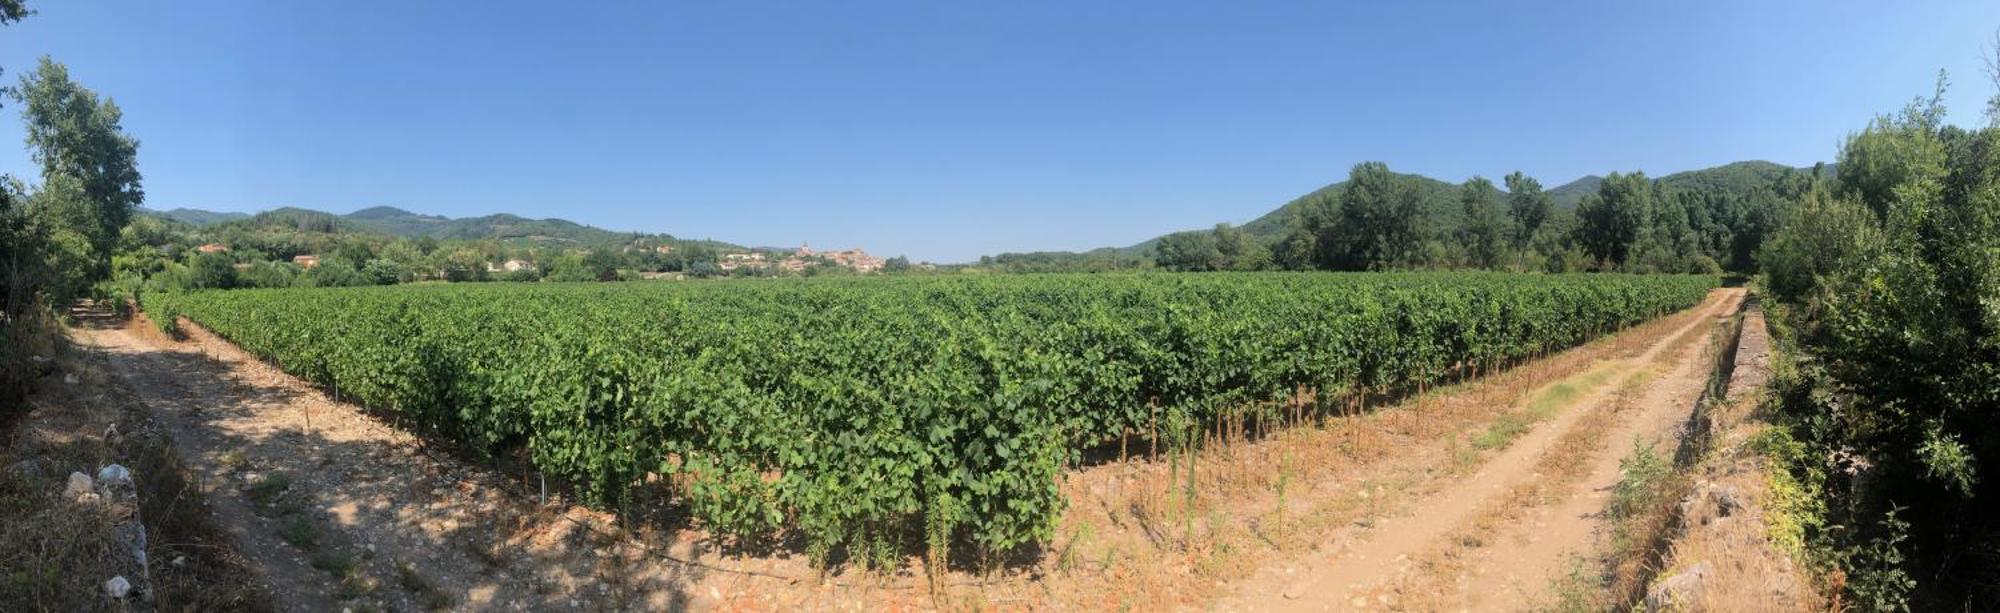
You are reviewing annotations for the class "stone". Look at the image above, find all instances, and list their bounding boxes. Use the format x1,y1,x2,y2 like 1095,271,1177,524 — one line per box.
63,373,78,385
1709,485,1746,517
64,472,95,501
1645,562,1712,612
104,575,132,599
97,464,134,491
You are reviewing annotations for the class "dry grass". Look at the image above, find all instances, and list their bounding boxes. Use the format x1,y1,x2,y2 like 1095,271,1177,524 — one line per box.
0,323,269,611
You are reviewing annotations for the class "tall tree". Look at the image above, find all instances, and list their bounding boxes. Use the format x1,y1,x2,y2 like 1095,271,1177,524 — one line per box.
1153,230,1221,271
1332,162,1425,270
1210,222,1269,271
1457,176,1504,269
1503,171,1551,250
17,57,143,277
1573,171,1650,268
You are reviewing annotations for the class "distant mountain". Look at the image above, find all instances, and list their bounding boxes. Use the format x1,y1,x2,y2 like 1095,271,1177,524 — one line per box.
139,205,685,247
1655,160,1806,195
1547,176,1603,209
331,206,646,244
1120,171,1488,255
143,207,251,227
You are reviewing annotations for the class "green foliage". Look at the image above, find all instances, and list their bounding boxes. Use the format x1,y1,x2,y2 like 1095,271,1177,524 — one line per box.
1331,162,1429,269
18,57,143,275
187,251,236,290
144,272,1713,565
1758,190,1881,309
1154,224,1269,272
1504,171,1551,250
1458,176,1505,269
1761,72,2000,606
1608,439,1669,520
1574,172,1651,268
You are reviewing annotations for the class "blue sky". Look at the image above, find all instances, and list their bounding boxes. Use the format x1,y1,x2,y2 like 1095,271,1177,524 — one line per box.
2,2,1997,262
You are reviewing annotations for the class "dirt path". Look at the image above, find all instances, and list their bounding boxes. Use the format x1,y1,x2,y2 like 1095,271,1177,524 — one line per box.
76,319,715,611
1436,296,1732,610
1220,288,1744,611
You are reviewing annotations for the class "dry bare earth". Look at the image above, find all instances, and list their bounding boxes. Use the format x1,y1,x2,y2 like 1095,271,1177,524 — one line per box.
80,289,1741,611
1208,288,1746,611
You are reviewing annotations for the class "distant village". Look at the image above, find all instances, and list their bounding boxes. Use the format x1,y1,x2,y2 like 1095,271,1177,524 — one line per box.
716,244,887,274
185,238,899,285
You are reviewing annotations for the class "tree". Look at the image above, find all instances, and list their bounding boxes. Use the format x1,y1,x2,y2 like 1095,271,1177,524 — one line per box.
1759,72,2000,606
1274,194,1340,270
0,1,29,107
545,253,599,282
17,57,143,278
361,258,401,285
186,250,236,289
1573,171,1650,268
1211,223,1269,271
1503,171,1552,250
1457,177,1505,269
1331,162,1426,270
882,255,912,273
1835,76,1949,219
1153,230,1221,271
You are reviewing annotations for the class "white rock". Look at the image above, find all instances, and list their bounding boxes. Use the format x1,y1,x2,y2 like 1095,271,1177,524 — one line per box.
63,373,78,385
97,464,133,490
104,575,132,599
64,472,95,501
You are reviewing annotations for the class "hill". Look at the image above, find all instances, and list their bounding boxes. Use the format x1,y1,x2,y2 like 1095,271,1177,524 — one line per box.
143,207,250,227
139,205,726,248
1109,160,1817,258
1547,176,1603,209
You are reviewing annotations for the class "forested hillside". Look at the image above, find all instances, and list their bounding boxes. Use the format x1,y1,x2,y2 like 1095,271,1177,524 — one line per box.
978,160,1820,274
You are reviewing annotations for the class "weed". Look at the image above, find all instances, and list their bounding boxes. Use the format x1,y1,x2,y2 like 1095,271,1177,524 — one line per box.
1543,559,1604,612
1610,439,1668,520
278,515,319,549
244,472,291,507
395,560,455,610
218,450,248,472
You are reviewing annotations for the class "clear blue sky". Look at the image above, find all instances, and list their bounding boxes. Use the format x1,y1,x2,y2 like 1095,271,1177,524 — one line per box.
2,1,1998,262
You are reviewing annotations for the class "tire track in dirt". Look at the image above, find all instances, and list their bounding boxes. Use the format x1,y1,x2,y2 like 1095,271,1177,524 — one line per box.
1405,292,1740,610
1222,288,1743,611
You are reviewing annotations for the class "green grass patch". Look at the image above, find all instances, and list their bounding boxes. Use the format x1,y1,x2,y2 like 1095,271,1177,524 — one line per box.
244,472,291,507
1471,365,1623,452
278,515,319,550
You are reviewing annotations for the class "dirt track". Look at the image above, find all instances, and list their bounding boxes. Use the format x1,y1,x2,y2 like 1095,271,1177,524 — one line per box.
1221,288,1744,610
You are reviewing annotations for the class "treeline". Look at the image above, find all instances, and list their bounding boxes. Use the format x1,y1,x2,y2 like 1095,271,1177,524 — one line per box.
107,212,921,294
1757,74,2000,609
1153,161,1808,274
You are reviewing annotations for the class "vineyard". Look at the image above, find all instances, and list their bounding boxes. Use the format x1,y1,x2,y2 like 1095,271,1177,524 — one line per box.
141,272,1716,565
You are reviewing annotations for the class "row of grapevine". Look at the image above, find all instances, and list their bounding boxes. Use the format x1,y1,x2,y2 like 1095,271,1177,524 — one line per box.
141,272,1716,562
